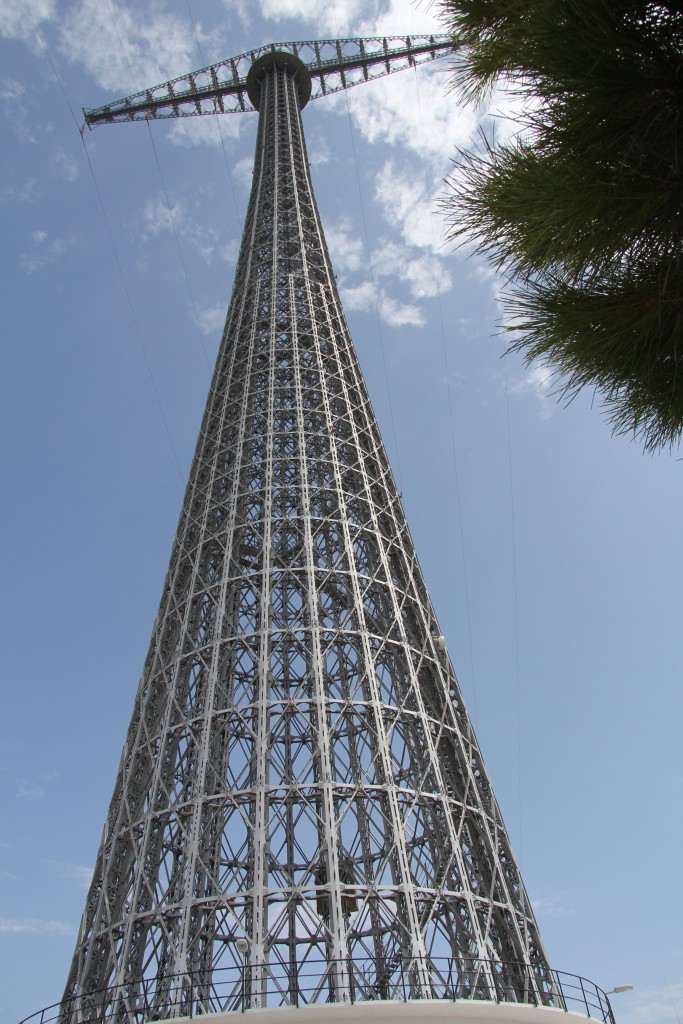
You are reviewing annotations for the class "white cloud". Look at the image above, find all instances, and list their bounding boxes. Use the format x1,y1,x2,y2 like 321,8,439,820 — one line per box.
19,231,75,274
197,303,226,335
372,241,452,299
59,0,198,95
340,279,374,312
6,0,242,152
15,779,44,798
219,0,252,31
347,1,525,172
143,196,180,236
471,262,497,283
508,359,556,421
0,0,56,44
248,0,445,60
42,859,93,891
328,221,451,322
0,917,73,936
0,77,25,103
339,64,476,176
486,80,544,148
378,292,424,327
358,0,443,38
530,891,573,919
619,979,683,1024
255,0,368,35
167,114,243,149
326,218,365,274
51,144,79,182
341,279,424,327
142,194,220,263
0,177,40,203
0,76,38,143
221,238,240,263
15,769,59,798
233,155,254,191
373,158,436,249
309,139,330,168
441,369,466,389
305,11,530,286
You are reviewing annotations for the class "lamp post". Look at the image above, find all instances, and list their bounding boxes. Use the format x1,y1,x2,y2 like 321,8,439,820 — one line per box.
236,938,249,1012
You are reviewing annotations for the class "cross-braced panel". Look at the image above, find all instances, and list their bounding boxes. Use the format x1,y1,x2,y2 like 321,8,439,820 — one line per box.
62,60,551,1021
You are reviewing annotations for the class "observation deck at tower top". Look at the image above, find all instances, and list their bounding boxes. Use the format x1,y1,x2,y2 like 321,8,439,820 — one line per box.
82,35,453,126
245,51,313,111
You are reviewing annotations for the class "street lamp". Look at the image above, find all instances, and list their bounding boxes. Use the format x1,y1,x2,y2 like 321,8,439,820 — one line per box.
236,937,249,1009
605,986,634,995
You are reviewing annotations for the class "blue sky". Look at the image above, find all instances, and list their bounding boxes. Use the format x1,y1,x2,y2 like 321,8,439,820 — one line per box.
1,2,682,1023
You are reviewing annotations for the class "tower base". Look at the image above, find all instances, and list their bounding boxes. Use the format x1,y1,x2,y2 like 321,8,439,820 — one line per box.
155,1000,608,1024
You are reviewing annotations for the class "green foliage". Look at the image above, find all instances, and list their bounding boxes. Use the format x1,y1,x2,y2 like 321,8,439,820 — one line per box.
441,0,683,450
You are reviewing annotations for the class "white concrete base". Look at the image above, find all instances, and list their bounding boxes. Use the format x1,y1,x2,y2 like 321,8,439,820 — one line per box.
156,1000,604,1024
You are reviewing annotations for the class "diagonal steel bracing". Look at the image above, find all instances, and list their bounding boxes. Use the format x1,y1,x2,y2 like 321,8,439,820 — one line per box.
61,42,553,1022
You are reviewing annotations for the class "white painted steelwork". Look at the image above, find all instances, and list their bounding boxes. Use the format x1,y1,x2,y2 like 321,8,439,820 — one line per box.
59,40,557,1023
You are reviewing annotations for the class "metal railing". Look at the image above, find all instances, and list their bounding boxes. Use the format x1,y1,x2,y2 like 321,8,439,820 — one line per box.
19,956,615,1024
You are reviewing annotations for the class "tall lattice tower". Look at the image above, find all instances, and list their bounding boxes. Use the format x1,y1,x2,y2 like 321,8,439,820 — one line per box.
27,37,612,1024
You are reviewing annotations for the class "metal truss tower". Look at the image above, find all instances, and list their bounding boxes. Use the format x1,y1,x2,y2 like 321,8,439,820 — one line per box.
44,37,611,1024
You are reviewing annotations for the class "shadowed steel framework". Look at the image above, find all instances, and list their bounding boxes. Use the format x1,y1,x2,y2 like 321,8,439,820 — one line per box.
61,38,553,1021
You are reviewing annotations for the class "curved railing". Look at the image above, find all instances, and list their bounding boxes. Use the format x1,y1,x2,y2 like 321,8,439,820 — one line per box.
18,956,614,1024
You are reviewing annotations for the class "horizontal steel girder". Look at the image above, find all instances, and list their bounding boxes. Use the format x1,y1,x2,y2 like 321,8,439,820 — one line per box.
83,35,452,124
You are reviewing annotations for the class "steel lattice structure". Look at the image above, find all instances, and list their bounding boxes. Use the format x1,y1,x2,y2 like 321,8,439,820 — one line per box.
62,39,553,1021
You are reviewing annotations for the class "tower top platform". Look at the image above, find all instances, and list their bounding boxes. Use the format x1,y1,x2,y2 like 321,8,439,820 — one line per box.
246,51,312,110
